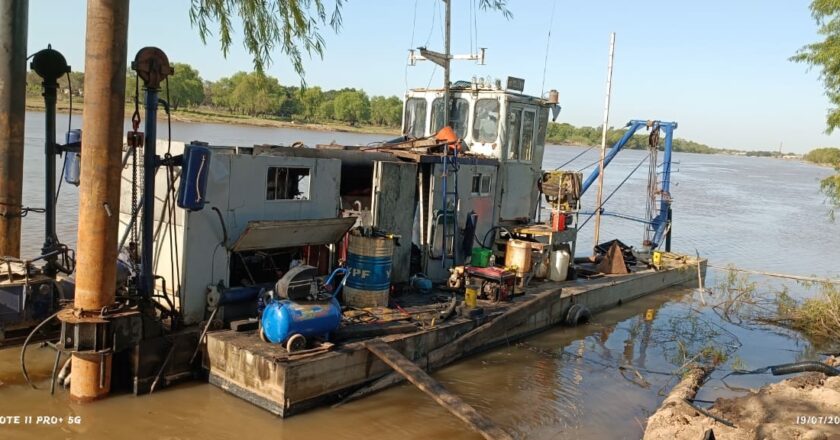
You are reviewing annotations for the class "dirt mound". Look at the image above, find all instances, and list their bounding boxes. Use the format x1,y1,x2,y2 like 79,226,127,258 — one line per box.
644,358,840,440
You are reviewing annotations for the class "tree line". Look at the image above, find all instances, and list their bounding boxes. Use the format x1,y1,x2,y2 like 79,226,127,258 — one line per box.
545,122,724,154
25,63,404,128
804,147,840,165
27,63,731,155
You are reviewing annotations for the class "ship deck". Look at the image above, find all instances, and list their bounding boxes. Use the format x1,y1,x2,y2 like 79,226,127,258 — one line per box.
205,257,704,418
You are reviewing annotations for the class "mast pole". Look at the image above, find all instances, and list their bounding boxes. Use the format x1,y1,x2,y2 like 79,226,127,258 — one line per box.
592,32,616,252
0,0,28,258
443,0,451,128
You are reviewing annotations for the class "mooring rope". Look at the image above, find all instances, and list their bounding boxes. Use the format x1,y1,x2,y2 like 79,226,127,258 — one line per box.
707,264,840,285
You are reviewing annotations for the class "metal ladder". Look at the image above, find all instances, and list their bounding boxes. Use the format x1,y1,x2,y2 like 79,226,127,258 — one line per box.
440,148,460,266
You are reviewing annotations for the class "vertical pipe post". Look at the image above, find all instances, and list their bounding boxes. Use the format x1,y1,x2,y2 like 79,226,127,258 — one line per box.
70,0,130,402
43,75,58,265
132,47,172,300
443,0,451,127
0,0,28,258
592,32,616,252
141,88,158,297
31,47,70,275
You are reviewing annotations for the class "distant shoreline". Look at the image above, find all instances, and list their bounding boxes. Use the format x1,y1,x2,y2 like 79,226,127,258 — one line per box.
24,98,401,137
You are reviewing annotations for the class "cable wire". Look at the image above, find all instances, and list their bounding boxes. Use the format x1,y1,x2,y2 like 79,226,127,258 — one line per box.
580,153,651,229
540,0,558,97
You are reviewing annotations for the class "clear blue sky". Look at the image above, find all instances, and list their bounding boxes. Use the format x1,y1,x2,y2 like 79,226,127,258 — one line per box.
26,0,840,153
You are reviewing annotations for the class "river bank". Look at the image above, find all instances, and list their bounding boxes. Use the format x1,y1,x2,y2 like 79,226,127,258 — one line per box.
644,357,840,440
24,98,401,137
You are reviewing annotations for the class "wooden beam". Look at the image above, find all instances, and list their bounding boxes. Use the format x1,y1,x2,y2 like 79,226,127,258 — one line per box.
364,339,513,440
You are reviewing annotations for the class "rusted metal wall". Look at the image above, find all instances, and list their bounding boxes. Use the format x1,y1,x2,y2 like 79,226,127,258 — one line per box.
0,0,28,258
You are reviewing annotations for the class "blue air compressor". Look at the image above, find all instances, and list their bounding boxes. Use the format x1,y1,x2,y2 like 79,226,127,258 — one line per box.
259,266,344,351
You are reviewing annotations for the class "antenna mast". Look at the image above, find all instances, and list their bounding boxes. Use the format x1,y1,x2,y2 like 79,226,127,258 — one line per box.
593,32,616,252
408,0,485,127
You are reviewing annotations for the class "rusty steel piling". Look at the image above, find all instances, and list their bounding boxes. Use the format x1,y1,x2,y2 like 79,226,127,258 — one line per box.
0,0,29,258
67,0,130,402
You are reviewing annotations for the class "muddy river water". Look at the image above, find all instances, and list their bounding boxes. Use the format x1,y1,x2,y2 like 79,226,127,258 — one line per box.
1,112,838,439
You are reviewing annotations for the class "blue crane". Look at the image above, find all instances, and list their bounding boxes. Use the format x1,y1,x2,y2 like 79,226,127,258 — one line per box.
580,120,677,250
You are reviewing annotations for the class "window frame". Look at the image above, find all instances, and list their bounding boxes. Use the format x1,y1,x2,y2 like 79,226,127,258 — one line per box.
265,166,312,201
506,103,539,163
403,97,428,138
470,173,493,197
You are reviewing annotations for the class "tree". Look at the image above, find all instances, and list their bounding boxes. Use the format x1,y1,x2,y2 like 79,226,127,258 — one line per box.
189,0,511,79
369,96,402,127
166,63,205,109
332,89,369,125
207,71,283,116
299,86,324,121
317,99,335,120
792,1,840,213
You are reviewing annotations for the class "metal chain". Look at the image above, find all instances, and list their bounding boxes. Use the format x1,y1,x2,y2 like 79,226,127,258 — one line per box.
130,72,141,268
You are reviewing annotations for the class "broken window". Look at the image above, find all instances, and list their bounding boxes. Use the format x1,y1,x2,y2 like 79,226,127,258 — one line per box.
431,97,469,139
472,99,500,143
266,167,311,200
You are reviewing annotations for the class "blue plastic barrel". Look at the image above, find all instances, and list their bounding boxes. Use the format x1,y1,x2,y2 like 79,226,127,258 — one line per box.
63,129,82,186
343,235,394,307
177,143,211,211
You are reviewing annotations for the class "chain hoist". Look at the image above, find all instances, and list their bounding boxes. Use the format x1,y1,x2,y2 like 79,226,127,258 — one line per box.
127,73,145,268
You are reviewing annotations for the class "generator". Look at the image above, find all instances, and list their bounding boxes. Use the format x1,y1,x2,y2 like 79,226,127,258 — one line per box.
465,266,515,303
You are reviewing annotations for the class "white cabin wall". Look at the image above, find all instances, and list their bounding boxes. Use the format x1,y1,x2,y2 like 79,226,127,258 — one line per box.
180,149,233,324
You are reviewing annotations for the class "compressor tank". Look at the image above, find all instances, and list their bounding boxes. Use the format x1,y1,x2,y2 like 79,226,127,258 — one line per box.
260,296,342,345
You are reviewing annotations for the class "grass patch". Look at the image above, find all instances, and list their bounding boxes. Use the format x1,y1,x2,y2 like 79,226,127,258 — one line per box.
774,283,840,342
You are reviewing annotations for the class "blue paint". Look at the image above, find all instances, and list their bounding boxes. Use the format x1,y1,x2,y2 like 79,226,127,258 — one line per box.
345,253,392,291
260,296,342,345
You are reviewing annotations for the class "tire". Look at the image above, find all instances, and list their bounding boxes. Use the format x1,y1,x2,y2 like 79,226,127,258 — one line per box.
564,304,591,326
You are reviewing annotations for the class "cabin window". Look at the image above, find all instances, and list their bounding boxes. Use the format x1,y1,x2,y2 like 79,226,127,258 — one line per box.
521,110,536,162
404,98,427,138
472,99,500,143
471,174,492,196
431,97,469,139
507,109,521,160
266,167,311,200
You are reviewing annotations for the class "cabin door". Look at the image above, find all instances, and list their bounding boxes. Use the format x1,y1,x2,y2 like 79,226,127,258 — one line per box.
500,104,540,221
372,161,418,284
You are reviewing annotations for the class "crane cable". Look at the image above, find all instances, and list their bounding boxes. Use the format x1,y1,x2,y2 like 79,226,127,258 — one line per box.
580,152,651,229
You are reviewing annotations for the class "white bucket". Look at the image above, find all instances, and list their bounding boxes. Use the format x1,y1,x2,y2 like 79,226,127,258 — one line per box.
549,249,570,281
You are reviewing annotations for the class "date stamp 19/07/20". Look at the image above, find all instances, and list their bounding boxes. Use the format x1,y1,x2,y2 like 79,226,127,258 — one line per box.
795,415,840,425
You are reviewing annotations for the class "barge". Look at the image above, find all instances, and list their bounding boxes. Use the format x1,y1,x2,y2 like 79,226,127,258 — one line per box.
2,31,703,437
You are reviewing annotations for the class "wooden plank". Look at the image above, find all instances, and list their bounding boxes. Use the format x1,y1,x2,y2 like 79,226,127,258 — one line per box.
364,339,513,440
